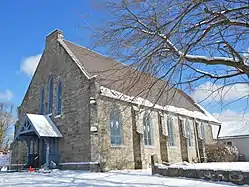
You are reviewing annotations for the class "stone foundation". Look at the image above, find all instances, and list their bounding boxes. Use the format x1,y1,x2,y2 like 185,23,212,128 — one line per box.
59,163,101,172
151,154,249,185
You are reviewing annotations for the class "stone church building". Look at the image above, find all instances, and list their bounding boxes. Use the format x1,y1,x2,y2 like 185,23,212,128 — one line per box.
11,30,220,171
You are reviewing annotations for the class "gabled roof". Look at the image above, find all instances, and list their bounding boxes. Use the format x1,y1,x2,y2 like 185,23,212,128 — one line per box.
61,39,219,123
63,41,207,112
16,114,62,138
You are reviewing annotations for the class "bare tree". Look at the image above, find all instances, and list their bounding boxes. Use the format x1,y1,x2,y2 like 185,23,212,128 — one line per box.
0,103,14,151
89,0,249,105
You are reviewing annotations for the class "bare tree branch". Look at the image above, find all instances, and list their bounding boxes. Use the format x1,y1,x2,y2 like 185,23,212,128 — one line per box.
89,0,249,105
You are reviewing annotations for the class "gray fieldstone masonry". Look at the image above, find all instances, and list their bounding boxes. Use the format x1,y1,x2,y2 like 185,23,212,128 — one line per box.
11,30,92,169
11,30,219,171
151,154,249,185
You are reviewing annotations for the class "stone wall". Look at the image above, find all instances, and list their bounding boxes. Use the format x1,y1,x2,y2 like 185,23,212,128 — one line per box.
143,110,161,168
151,154,249,185
96,94,215,170
11,30,92,167
205,124,215,144
96,97,135,170
187,119,198,162
158,115,168,162
167,115,182,163
96,97,163,170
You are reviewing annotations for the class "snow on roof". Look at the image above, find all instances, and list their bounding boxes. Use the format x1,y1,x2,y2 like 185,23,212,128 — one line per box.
194,103,220,124
27,114,62,138
100,86,220,124
219,120,249,138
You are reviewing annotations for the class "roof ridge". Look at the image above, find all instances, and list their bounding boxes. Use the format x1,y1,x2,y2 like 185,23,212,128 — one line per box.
63,39,217,119
58,39,93,79
63,40,138,69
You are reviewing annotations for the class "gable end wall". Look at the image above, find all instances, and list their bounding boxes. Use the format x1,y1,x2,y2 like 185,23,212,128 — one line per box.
11,33,92,166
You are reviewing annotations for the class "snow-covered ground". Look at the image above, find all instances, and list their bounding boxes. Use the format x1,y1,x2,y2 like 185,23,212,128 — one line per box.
0,154,9,167
166,162,249,172
0,169,248,187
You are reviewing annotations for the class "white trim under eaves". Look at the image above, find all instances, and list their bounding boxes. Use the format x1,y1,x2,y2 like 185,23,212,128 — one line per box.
100,86,220,124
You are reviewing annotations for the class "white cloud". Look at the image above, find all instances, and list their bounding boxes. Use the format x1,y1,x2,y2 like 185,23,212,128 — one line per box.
213,110,249,137
0,90,13,101
213,110,249,122
191,81,249,102
20,54,42,77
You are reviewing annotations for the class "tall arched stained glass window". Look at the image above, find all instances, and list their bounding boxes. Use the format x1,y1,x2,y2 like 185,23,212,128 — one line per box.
40,87,44,114
143,112,153,146
56,79,62,115
48,77,54,114
185,119,193,146
201,123,206,143
110,105,122,145
167,116,175,146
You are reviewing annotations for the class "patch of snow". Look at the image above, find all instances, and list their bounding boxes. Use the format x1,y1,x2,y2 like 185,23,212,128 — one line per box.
168,162,249,172
0,169,246,187
90,100,96,104
155,163,168,169
219,121,249,138
26,114,63,138
171,161,191,166
0,153,10,167
194,103,220,124
0,166,7,172
100,86,220,124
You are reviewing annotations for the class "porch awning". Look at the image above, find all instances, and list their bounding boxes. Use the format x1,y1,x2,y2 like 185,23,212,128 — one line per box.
16,114,63,139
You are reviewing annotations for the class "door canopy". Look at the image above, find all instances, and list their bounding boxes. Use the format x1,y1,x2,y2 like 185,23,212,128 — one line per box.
16,114,63,139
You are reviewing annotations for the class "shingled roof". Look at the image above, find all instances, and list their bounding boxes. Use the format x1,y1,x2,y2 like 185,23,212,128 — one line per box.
35,29,219,123
63,40,203,112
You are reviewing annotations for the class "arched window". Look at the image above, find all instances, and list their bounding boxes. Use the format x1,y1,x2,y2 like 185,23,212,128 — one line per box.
56,79,62,115
201,123,206,143
48,77,54,114
167,116,175,146
110,105,122,145
143,112,153,146
185,120,192,146
40,87,44,114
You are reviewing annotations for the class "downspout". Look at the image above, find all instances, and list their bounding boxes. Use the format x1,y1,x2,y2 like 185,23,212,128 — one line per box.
217,124,222,140
193,118,200,162
89,76,100,171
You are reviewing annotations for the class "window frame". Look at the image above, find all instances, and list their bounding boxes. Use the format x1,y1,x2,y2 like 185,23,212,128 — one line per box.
143,112,153,146
201,123,206,143
48,76,54,114
167,115,175,147
185,119,193,147
56,79,62,116
109,105,122,145
40,87,44,115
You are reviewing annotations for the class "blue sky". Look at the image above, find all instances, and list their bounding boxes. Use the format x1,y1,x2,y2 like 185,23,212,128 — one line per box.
0,0,99,112
0,0,248,122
